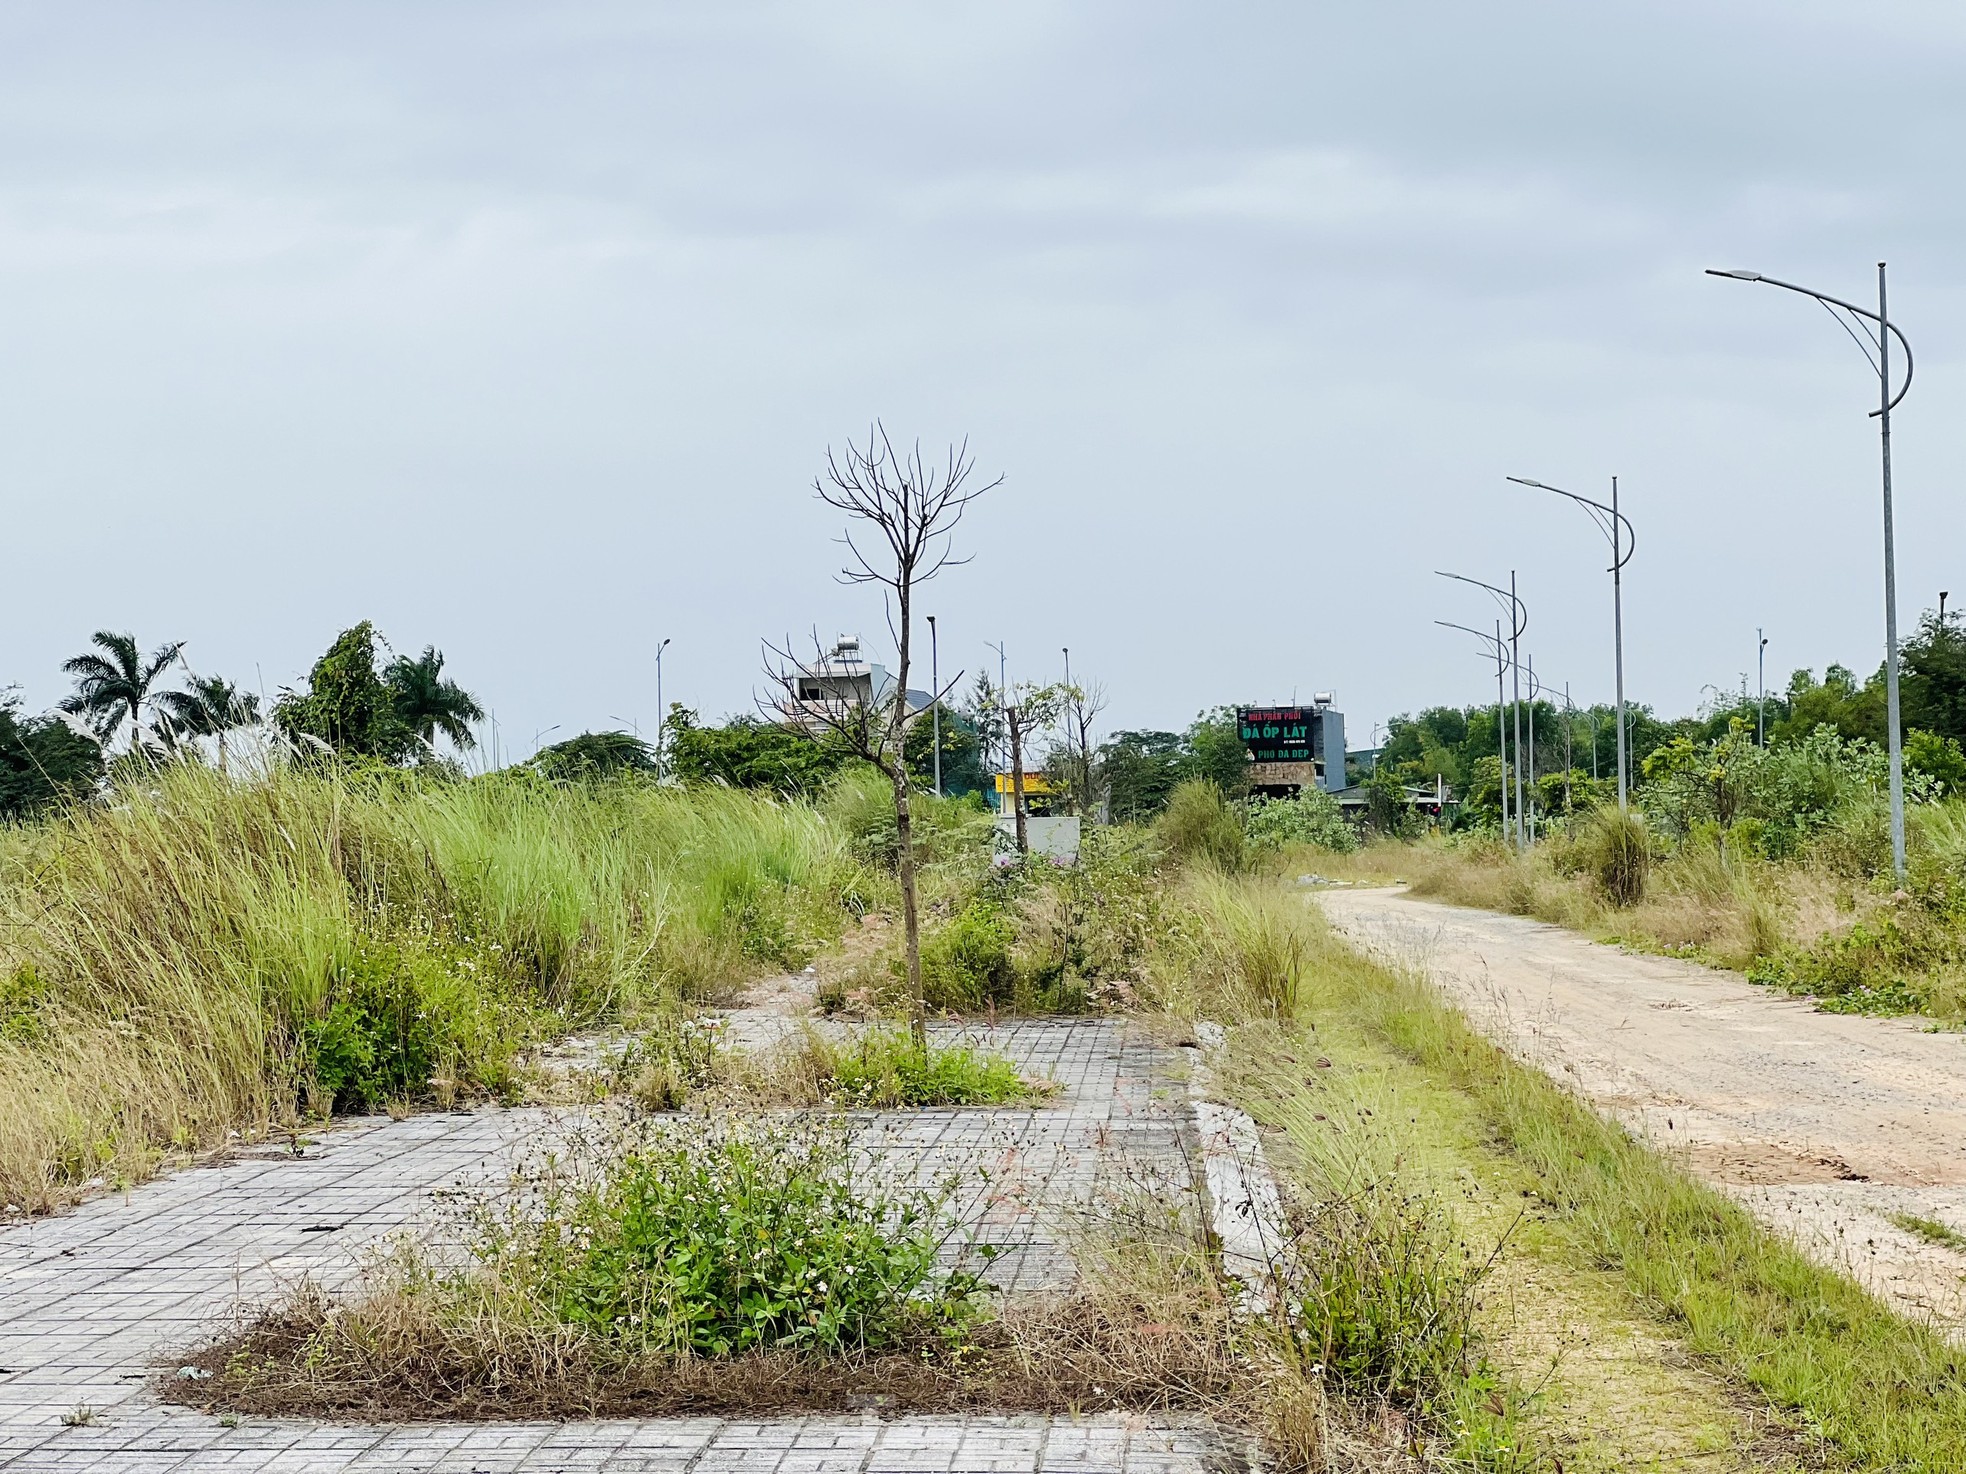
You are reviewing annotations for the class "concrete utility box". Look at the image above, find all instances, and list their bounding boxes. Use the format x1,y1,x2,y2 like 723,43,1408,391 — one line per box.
993,814,1082,864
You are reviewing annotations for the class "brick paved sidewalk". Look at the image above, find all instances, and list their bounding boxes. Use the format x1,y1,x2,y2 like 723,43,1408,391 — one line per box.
0,1018,1249,1473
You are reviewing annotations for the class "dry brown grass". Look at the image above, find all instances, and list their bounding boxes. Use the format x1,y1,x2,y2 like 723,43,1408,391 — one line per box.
164,1281,1242,1422
1365,834,1871,974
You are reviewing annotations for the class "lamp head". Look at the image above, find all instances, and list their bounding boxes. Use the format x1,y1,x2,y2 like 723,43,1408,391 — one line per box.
1507,476,1548,490
1706,268,1763,281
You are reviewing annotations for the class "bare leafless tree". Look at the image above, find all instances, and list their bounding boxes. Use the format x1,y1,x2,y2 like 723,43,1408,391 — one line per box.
1002,682,1066,855
763,424,996,1043
1051,678,1109,816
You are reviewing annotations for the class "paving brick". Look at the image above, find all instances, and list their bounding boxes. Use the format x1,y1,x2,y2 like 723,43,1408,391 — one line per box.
0,1019,1240,1472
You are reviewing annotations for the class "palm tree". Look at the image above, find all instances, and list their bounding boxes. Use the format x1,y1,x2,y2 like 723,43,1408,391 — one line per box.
59,631,185,751
385,647,484,754
155,674,262,771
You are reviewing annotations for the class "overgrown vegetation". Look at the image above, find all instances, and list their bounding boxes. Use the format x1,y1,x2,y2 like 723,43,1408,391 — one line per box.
1176,876,1966,1471
0,762,858,1210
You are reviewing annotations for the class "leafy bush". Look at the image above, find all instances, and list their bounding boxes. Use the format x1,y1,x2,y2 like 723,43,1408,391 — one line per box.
1156,779,1245,870
1244,789,1357,853
0,695,103,822
298,933,535,1112
535,1119,983,1354
256,1116,989,1368
920,897,1019,1010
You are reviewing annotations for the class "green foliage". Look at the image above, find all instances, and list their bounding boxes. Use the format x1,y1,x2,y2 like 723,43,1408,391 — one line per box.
0,762,860,1206
473,1118,986,1357
1638,719,1932,865
274,622,414,762
1907,728,1966,797
904,704,984,797
1900,609,1966,745
1181,706,1251,797
58,630,184,748
1096,729,1187,821
1770,663,1885,747
1096,708,1254,821
154,674,260,751
820,1029,1039,1107
1290,1186,1491,1419
0,695,103,822
920,898,1019,1009
300,932,531,1112
665,706,860,797
385,646,483,753
529,731,658,782
1245,788,1357,853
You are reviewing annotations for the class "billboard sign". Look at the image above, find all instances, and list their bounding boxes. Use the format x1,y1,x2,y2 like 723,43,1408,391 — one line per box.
1236,706,1317,764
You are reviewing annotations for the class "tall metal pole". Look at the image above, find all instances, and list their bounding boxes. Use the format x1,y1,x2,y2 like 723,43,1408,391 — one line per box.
1495,622,1510,835
1525,652,1538,841
928,616,940,797
1706,264,1913,879
1611,477,1628,810
985,640,1007,800
1510,571,1525,847
1508,475,1632,811
655,637,671,782
1563,681,1573,813
1757,630,1767,745
1879,262,1906,879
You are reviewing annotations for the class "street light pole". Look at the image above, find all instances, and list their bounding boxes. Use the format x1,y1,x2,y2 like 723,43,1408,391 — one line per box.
654,637,671,782
928,616,940,798
1757,630,1768,745
1439,570,1528,847
985,640,1007,800
1707,263,1914,879
1525,652,1540,841
1508,475,1635,810
1435,619,1510,832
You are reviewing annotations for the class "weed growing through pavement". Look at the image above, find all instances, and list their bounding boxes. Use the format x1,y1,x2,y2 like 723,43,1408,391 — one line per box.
578,1017,1050,1112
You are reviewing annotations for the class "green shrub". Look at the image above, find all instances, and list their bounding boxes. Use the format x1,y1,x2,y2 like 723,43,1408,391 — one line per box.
537,1119,984,1354
1244,789,1357,854
920,898,1019,1010
301,934,534,1112
1157,779,1245,870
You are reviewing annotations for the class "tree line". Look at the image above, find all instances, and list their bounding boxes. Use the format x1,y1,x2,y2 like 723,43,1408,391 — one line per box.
0,621,482,821
1375,601,1966,826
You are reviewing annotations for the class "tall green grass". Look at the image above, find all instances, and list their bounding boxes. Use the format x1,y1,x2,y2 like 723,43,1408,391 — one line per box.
0,763,861,1209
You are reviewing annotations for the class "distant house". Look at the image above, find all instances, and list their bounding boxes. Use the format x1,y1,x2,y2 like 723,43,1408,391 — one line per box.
780,635,929,734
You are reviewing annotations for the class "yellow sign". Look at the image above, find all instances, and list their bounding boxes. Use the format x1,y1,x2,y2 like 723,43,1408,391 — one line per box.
993,772,1056,796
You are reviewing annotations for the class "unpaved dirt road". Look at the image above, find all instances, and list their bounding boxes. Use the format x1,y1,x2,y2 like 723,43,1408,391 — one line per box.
1316,885,1966,1331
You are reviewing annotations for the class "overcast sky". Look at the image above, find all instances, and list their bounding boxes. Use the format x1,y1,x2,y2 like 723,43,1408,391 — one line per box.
7,2,1966,757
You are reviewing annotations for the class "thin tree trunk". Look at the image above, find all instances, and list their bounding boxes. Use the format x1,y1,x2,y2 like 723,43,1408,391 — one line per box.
1009,711,1029,854
892,583,926,1047
894,765,925,1046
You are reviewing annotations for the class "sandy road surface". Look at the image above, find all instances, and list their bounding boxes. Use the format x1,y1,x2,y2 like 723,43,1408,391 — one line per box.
1315,885,1966,1331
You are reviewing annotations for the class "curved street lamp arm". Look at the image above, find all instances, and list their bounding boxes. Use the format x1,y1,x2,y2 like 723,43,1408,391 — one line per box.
1435,570,1527,639
1508,476,1637,571
1705,269,1914,413
1435,618,1505,654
